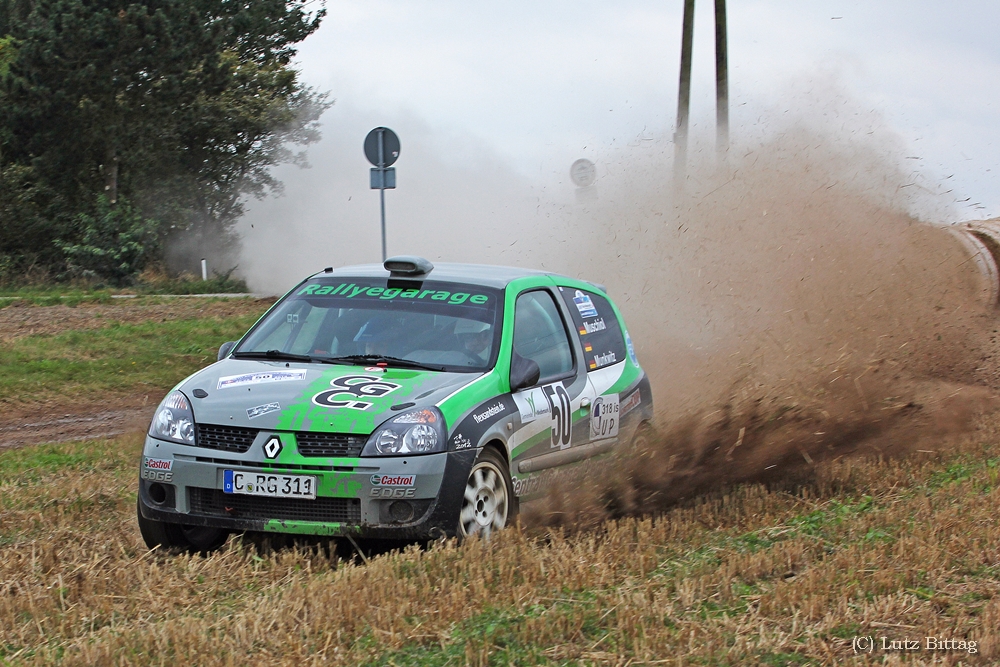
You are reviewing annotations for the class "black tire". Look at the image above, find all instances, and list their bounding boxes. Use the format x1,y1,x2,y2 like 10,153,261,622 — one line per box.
458,447,516,539
136,499,229,555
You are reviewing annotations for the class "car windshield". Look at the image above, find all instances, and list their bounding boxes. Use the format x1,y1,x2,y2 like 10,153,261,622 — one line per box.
235,278,503,372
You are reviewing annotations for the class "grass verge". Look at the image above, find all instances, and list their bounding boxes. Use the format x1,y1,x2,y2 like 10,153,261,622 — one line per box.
0,301,266,406
1,423,998,665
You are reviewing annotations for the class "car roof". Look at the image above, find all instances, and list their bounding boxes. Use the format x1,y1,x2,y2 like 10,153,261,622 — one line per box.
311,262,571,289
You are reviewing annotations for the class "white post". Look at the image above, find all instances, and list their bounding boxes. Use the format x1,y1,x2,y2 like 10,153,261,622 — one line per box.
201,258,208,281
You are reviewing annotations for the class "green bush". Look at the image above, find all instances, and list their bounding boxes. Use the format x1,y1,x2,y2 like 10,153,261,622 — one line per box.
58,196,160,286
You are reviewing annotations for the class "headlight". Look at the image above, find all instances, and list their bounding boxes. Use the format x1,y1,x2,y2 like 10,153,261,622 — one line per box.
361,408,446,456
149,391,196,445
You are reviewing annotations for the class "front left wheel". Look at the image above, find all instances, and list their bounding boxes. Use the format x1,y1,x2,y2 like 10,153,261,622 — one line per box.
137,499,229,554
458,448,516,539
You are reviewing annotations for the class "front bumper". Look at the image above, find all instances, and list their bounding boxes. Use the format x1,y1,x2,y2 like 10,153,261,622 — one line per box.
137,434,477,540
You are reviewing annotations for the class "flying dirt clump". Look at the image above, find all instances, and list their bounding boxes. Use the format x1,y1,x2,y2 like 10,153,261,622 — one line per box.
526,119,999,532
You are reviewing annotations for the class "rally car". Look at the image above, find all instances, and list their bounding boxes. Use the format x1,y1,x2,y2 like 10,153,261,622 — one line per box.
137,256,653,552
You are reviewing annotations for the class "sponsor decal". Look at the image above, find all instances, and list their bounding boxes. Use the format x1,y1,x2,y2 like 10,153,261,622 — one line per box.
620,389,642,417
473,402,505,424
591,351,617,370
512,469,557,497
370,487,416,498
144,458,172,471
452,433,473,450
247,402,280,420
448,396,515,458
591,393,620,440
217,370,307,390
579,317,607,335
625,330,638,365
141,468,173,482
297,282,491,306
572,290,599,318
313,375,401,410
370,474,415,487
512,387,551,424
263,436,283,459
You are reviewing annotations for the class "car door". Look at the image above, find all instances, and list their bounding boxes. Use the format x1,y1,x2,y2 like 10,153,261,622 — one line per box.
556,285,632,446
507,288,596,480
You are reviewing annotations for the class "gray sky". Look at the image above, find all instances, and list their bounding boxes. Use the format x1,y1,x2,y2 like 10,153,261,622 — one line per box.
288,1,998,213
237,1,1000,289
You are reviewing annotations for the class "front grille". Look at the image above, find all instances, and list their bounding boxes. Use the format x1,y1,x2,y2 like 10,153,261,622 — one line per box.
189,488,361,524
196,424,259,453
296,432,366,457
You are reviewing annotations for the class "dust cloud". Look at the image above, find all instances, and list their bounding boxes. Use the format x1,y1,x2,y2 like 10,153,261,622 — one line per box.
232,92,999,531
234,103,577,295
526,99,1000,531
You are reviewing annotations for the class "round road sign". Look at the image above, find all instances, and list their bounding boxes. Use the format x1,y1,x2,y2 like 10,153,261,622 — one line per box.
364,127,400,167
570,158,596,187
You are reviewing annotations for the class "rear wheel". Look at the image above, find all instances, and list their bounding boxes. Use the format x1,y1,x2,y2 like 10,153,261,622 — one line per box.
137,499,229,554
458,448,515,539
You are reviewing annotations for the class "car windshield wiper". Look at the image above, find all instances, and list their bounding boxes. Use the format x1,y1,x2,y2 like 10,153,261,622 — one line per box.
321,354,447,372
231,349,315,363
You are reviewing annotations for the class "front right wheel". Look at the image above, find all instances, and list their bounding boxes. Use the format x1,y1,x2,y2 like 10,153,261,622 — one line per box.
458,448,515,539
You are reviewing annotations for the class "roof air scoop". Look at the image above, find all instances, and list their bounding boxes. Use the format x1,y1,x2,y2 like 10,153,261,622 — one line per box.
384,255,434,277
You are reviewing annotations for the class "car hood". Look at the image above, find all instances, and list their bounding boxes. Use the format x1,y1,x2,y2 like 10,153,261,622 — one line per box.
180,359,483,435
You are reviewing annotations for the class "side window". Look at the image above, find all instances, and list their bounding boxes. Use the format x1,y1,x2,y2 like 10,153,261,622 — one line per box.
513,290,574,381
559,287,627,370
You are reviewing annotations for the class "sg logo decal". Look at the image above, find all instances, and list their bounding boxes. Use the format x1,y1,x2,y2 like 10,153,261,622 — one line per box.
313,375,402,410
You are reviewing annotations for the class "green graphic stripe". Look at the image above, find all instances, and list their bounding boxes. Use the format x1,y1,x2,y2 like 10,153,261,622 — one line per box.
262,520,357,536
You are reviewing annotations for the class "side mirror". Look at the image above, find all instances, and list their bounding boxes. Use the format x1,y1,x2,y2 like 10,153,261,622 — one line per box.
509,352,540,392
218,341,237,361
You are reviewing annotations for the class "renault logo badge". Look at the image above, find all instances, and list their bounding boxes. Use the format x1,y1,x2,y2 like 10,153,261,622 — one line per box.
263,436,283,459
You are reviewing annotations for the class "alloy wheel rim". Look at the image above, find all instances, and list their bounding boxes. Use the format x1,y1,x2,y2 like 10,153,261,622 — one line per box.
460,461,508,538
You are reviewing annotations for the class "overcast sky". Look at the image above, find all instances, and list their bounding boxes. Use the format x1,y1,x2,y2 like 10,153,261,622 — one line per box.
283,1,998,209
237,1,1000,288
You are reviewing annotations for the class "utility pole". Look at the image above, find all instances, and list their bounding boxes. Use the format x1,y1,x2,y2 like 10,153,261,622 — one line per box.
714,0,729,155
673,0,696,186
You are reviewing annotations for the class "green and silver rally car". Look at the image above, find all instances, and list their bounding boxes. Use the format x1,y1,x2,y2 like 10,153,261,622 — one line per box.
137,257,653,551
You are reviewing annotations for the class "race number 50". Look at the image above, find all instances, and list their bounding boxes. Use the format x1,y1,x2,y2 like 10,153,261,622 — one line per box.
543,384,572,449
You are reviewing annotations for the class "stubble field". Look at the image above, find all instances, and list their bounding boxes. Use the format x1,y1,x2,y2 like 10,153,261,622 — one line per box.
0,298,998,665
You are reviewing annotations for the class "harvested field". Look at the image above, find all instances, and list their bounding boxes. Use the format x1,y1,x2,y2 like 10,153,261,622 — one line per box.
1,423,998,664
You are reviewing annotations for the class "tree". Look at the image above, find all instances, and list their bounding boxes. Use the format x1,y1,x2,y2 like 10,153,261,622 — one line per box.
0,0,329,280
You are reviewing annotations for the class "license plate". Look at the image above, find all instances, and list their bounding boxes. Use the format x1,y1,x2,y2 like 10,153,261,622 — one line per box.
223,470,317,499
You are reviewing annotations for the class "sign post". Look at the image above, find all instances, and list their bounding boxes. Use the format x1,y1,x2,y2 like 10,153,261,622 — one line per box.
364,127,400,261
